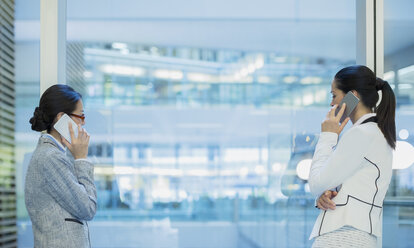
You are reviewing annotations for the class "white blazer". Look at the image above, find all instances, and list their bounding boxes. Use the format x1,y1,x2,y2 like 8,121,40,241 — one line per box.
308,113,393,240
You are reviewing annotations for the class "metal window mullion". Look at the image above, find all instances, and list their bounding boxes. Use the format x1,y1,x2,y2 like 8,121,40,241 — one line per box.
0,219,16,226
356,0,384,76
0,159,14,168
0,59,15,74
0,188,15,194
0,226,18,235
0,242,18,248
0,162,15,170
1,0,14,12
0,194,15,201
0,150,15,159
0,77,14,92
0,153,14,162
0,80,15,97
0,1,14,19
0,77,15,92
0,171,15,178
0,132,14,141
0,8,13,26
0,50,14,68
0,40,15,58
0,180,15,187
0,67,14,81
356,0,375,70
0,242,19,248
0,109,14,122
0,82,15,98
0,160,14,167
0,151,14,158
0,27,15,46
0,202,16,209
0,234,18,241
375,0,384,77
0,91,13,105
0,40,15,59
0,134,14,144
0,7,13,24
0,136,14,146
0,24,15,45
0,127,15,137
0,23,15,41
0,102,14,112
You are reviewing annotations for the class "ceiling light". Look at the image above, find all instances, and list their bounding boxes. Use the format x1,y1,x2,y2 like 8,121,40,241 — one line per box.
296,159,312,180
393,141,414,170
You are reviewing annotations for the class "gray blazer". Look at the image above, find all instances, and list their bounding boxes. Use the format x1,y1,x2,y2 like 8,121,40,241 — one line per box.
25,134,97,248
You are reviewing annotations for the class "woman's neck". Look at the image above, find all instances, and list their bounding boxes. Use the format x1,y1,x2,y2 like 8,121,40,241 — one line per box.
350,104,372,124
48,129,65,146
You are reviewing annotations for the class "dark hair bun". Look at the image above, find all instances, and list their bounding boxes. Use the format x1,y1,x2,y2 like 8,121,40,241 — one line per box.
29,107,48,132
30,84,81,133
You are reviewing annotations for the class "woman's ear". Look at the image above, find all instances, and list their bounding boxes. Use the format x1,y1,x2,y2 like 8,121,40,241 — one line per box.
55,112,65,122
351,90,360,99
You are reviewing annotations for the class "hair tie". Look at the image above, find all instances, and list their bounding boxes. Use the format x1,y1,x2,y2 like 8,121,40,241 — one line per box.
376,78,385,91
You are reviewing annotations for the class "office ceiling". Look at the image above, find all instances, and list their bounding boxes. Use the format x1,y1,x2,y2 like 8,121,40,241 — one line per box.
14,0,414,61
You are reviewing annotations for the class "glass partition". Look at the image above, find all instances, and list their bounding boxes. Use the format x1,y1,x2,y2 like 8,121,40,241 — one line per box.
15,1,414,247
383,0,414,246
63,1,356,247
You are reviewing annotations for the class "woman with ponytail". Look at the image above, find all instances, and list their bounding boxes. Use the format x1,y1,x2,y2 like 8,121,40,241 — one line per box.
308,65,396,247
25,84,96,248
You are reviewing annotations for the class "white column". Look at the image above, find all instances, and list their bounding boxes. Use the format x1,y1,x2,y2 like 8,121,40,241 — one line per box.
356,0,384,77
40,0,67,94
375,0,384,78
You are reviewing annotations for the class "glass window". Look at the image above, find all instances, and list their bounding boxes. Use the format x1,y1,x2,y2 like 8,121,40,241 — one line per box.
63,2,356,247
383,0,414,246
27,1,414,247
14,1,40,242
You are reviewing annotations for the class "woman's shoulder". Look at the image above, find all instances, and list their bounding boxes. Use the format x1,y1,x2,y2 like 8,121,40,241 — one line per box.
32,137,68,165
35,138,61,154
346,122,381,136
340,122,385,146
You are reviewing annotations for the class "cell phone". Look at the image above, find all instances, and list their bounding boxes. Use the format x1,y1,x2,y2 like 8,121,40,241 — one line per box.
53,113,78,143
335,91,359,123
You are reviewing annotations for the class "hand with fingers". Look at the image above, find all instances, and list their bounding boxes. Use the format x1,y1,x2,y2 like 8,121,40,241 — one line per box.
322,103,350,135
317,190,337,210
61,122,90,159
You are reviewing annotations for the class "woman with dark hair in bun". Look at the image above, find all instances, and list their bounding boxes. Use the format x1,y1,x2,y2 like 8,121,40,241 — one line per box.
308,65,396,247
25,84,96,248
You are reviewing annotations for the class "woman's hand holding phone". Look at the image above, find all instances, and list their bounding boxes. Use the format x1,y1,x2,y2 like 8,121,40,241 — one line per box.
322,103,350,135
61,122,90,159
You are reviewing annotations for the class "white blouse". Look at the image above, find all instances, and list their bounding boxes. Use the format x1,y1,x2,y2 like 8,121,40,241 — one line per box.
309,113,393,240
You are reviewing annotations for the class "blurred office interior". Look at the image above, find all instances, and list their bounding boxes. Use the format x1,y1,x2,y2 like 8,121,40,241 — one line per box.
0,0,413,247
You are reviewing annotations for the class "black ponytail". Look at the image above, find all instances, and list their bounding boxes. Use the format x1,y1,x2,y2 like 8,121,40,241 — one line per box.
375,78,396,149
29,84,82,133
334,65,396,149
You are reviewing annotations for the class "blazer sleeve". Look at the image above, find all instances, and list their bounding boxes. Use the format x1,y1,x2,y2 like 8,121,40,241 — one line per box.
308,127,373,198
43,151,97,220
